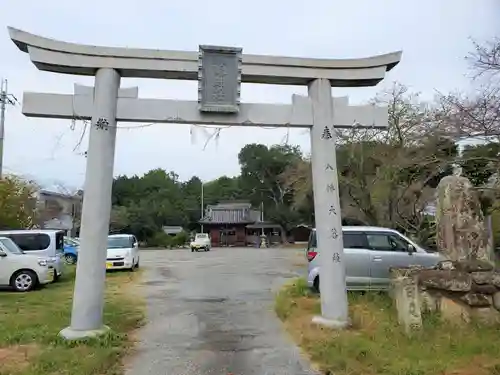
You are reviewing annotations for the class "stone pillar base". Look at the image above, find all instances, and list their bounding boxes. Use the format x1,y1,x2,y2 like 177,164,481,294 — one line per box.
312,315,350,329
59,325,110,340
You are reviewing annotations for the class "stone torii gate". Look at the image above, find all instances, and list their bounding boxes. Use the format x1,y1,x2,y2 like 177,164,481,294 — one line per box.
8,27,401,339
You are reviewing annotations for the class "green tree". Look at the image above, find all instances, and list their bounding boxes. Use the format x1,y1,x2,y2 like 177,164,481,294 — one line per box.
109,205,130,233
238,143,303,241
282,83,456,246
459,142,500,214
203,176,243,205
460,143,500,186
181,176,204,230
111,169,188,241
0,175,38,229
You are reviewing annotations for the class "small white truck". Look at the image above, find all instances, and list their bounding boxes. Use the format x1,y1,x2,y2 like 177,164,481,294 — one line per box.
190,233,211,252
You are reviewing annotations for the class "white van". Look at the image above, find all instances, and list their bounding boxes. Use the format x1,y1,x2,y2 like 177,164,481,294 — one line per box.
106,234,140,270
0,236,55,292
0,229,65,281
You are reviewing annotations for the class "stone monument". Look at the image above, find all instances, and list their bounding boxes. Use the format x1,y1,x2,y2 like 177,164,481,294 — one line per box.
8,27,401,338
390,172,500,330
436,173,491,262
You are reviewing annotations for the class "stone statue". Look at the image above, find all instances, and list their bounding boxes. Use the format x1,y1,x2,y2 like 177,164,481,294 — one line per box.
435,174,491,262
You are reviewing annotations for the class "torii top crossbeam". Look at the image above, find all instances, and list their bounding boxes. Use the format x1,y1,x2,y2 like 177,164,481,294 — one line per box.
8,27,401,87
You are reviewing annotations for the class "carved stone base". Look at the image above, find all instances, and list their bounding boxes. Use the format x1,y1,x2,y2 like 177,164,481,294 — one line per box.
390,270,422,334
311,315,350,329
391,261,500,330
59,325,110,340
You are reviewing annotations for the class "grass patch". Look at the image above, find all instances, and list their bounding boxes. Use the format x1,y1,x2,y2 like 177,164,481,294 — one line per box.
275,278,500,375
0,267,145,375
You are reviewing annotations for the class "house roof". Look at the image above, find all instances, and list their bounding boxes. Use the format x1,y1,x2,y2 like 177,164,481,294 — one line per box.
39,189,82,201
162,226,184,234
200,202,261,224
208,202,252,210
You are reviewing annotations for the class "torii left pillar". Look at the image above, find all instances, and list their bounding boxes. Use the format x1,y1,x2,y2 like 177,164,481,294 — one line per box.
60,68,121,339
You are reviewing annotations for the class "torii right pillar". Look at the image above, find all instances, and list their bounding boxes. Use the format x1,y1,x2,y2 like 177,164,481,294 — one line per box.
309,78,350,327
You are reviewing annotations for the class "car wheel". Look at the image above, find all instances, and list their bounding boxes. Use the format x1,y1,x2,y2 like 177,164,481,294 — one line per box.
64,254,77,265
191,248,195,252
11,270,38,292
313,276,320,293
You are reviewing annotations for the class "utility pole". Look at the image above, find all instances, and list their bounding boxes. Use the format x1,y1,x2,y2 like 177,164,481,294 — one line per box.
260,201,265,236
200,182,204,233
0,79,18,178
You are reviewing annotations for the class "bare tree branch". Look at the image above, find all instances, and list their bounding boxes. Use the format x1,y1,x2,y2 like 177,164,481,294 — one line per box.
467,37,500,79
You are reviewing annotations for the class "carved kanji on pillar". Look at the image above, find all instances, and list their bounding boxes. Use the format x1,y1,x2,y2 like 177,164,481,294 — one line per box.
321,125,333,140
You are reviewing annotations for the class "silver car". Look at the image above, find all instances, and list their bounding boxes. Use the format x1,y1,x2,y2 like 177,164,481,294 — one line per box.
306,226,442,292
0,229,65,282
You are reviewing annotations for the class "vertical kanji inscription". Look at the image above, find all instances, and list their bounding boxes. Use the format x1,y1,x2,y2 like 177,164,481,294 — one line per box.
95,118,109,131
326,183,336,192
321,125,333,140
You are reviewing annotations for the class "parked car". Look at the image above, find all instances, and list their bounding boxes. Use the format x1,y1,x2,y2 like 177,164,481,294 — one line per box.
0,229,65,281
63,237,80,264
106,234,140,271
190,233,211,252
0,236,55,292
306,226,442,292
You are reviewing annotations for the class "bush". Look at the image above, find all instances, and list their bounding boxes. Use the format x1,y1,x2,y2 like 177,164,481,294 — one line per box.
146,231,189,248
275,278,311,321
171,231,189,247
147,232,172,248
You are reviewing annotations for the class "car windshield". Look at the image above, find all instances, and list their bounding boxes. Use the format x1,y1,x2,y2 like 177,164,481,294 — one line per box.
195,234,208,239
107,236,132,249
0,237,24,255
65,237,80,246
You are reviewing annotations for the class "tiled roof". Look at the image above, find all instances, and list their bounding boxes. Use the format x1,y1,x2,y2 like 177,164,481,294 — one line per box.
39,189,82,201
208,202,252,210
200,202,261,224
162,226,184,234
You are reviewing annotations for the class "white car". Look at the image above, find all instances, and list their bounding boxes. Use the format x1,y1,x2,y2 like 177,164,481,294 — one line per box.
190,233,211,252
0,236,55,292
106,234,140,271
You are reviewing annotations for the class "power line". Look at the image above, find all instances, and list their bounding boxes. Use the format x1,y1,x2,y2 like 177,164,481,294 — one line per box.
73,118,295,157
0,79,19,178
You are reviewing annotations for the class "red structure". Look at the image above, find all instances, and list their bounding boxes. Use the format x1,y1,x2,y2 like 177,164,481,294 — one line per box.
199,202,281,247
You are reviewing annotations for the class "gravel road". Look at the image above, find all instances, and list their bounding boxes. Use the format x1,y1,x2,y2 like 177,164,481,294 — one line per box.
124,247,317,375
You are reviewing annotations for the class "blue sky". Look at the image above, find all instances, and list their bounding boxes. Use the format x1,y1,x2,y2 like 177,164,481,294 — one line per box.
0,0,498,191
